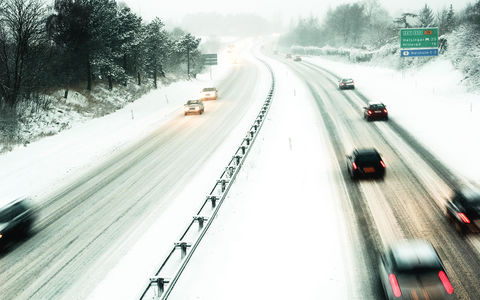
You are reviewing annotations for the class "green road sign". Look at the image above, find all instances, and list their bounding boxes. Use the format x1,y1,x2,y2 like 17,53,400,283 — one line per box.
400,28,438,48
202,53,217,66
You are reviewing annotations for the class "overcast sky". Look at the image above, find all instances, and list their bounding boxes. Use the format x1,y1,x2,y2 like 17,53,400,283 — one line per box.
120,0,474,23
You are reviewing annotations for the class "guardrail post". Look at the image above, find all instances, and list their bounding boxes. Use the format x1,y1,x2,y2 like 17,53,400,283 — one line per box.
235,155,242,165
193,216,208,229
207,195,218,208
175,242,191,259
249,130,255,138
253,124,258,131
244,137,251,146
149,277,170,297
227,166,235,177
217,179,229,192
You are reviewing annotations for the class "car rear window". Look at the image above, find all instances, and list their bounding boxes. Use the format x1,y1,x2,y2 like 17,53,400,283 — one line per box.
369,104,385,110
356,154,381,163
395,261,442,274
202,88,215,92
187,100,199,105
343,79,353,83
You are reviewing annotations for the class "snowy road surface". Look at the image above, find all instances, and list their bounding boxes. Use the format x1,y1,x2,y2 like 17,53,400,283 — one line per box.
0,46,270,299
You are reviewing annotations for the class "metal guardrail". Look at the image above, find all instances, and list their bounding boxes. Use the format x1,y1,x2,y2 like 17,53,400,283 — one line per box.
138,58,275,300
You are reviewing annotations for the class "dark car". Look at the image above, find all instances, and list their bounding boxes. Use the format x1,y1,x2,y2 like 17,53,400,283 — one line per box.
0,198,35,249
364,102,388,121
338,78,355,90
184,99,204,115
286,53,292,59
346,148,385,179
446,186,480,235
293,56,302,62
379,240,454,300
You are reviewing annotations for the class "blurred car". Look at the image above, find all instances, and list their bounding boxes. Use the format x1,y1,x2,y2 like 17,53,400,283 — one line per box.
364,102,388,121
0,198,35,249
273,50,278,55
338,78,355,89
285,53,292,59
293,56,302,62
200,87,218,100
379,240,454,299
346,148,385,180
445,186,480,235
184,99,204,115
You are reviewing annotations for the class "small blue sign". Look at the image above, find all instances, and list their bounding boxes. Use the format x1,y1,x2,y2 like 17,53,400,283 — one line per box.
401,49,438,57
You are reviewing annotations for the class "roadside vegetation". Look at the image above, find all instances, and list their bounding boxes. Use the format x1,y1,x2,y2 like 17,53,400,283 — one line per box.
0,0,204,150
280,0,480,90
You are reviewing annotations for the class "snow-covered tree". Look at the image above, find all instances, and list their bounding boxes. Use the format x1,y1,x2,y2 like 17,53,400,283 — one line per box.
143,18,170,88
417,4,435,27
394,13,417,28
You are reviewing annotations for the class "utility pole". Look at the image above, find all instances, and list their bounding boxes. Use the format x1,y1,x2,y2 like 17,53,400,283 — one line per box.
187,44,190,79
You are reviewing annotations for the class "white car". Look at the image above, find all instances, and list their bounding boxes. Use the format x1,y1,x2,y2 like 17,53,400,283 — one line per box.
184,99,204,115
200,87,218,100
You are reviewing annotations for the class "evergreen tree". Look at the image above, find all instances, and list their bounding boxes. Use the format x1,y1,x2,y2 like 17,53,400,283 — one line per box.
417,4,435,27
446,4,456,32
143,18,170,88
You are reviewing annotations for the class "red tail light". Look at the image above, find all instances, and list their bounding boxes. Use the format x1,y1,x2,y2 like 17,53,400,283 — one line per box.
341,82,345,85
458,212,470,223
352,162,357,170
380,160,386,168
383,109,388,113
438,271,454,294
368,110,373,115
388,274,402,297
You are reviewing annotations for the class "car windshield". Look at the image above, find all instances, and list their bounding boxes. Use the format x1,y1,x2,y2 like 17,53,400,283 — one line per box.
369,104,384,110
187,100,199,105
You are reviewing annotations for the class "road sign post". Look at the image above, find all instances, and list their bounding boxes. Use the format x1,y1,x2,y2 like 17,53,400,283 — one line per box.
400,28,438,57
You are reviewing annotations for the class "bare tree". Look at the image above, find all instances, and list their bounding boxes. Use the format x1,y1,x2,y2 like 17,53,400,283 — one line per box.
0,0,46,109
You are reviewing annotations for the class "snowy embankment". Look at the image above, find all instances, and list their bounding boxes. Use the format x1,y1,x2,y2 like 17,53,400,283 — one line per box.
0,51,232,204
304,55,480,184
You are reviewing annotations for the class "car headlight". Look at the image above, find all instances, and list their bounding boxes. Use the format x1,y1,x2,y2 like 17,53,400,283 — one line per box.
195,107,199,110
184,107,189,111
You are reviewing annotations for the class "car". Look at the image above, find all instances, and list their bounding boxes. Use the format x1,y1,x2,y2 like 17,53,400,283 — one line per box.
445,186,480,235
184,99,204,115
338,78,355,89
286,53,292,59
0,198,36,249
346,148,385,179
363,102,388,121
293,56,302,62
200,87,218,100
379,240,454,299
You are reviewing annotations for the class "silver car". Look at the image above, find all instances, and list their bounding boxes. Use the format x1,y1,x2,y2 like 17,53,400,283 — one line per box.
379,240,454,299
